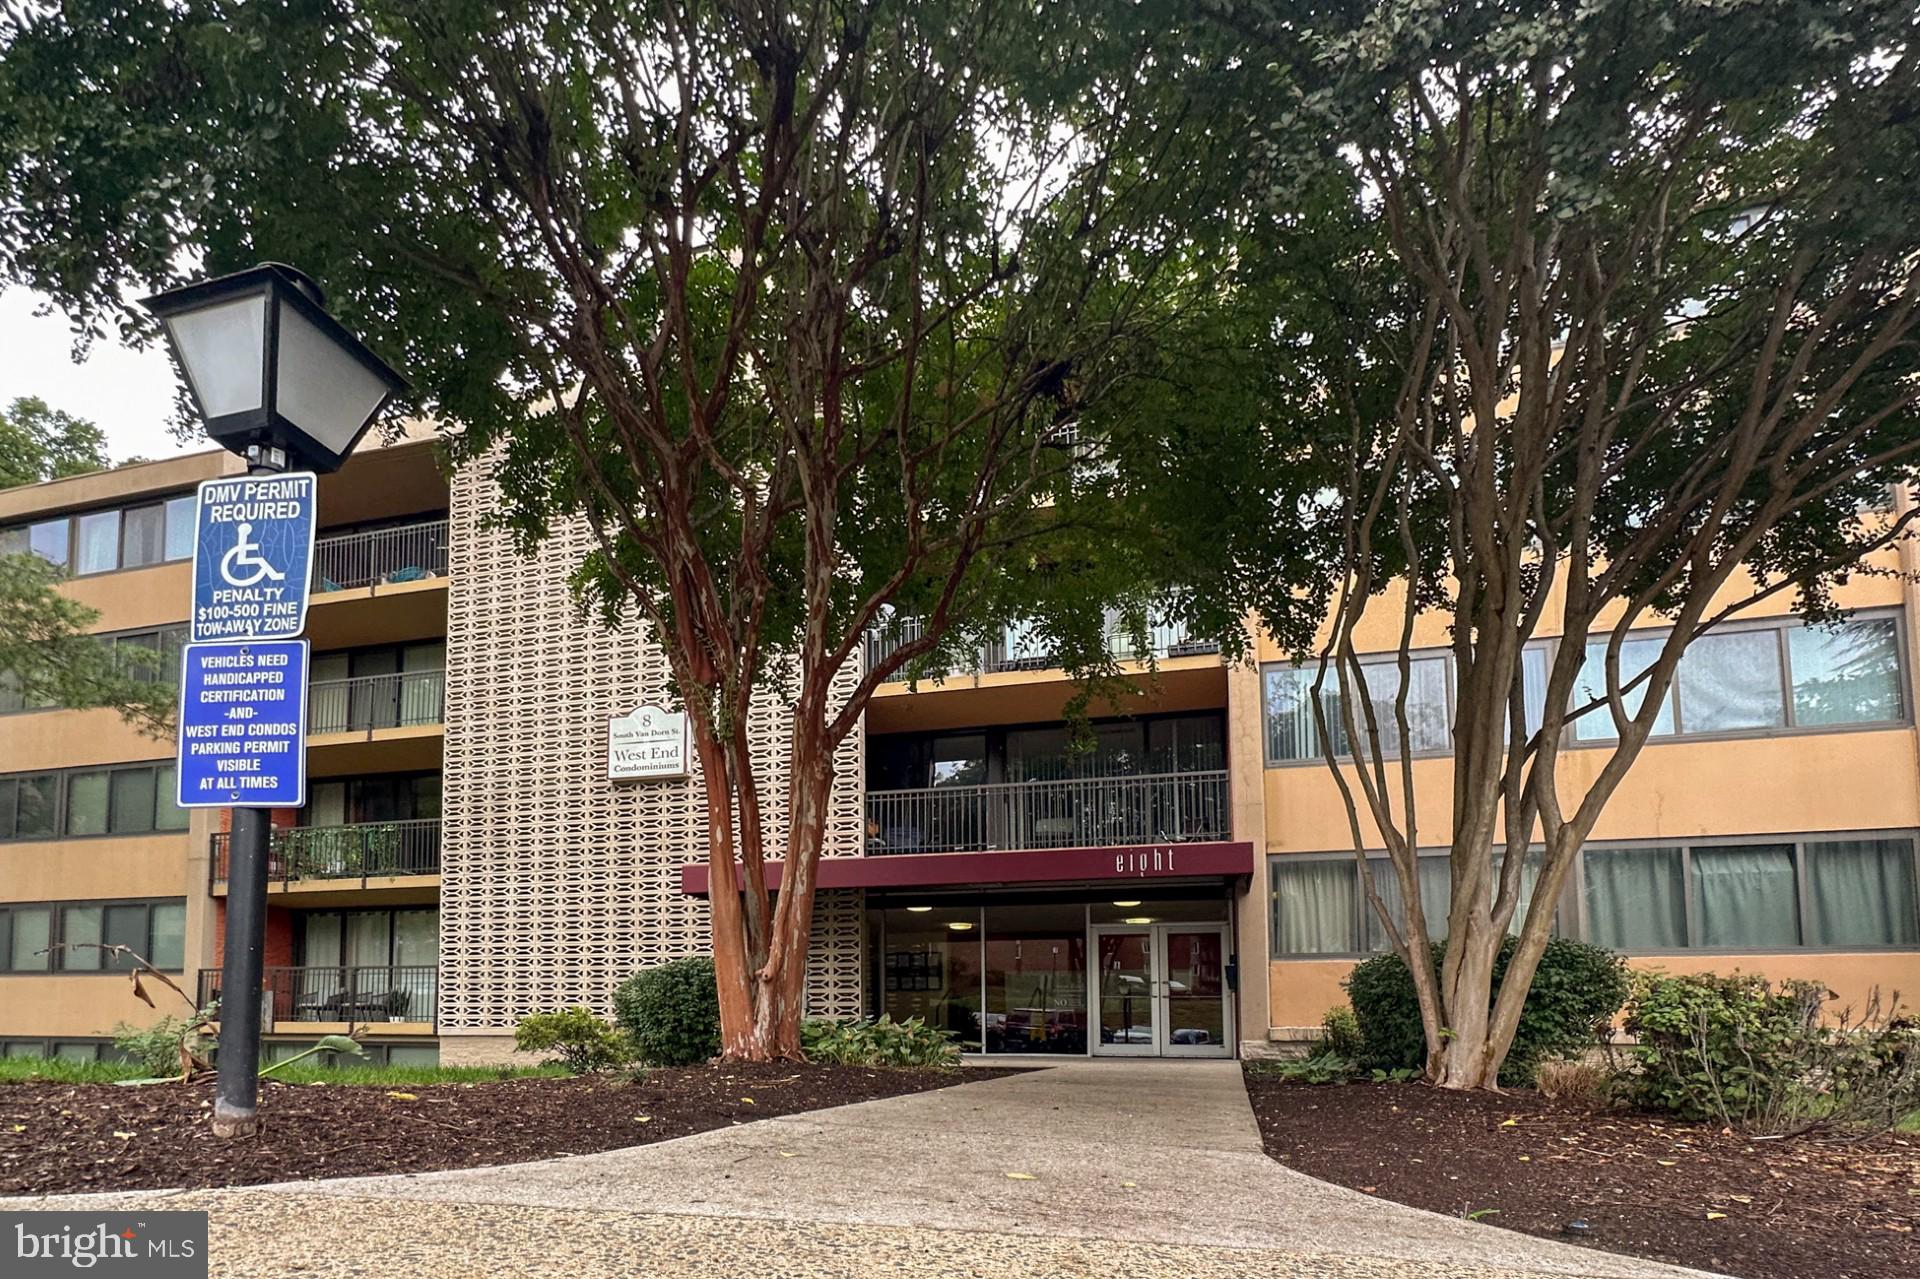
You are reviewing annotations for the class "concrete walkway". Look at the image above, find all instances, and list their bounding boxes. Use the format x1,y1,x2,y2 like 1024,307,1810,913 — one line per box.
10,1061,1716,1278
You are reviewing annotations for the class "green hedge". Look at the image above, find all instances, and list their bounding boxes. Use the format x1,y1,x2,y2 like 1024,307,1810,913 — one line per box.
1345,935,1628,1086
614,956,721,1066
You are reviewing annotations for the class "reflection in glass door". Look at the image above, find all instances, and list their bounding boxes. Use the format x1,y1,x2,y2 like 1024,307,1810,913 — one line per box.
1091,924,1232,1057
1094,930,1156,1055
1160,927,1230,1057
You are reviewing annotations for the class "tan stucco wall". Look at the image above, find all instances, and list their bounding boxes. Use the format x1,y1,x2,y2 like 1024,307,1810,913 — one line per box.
0,832,190,903
0,976,180,1040
1266,729,1920,853
436,1032,519,1067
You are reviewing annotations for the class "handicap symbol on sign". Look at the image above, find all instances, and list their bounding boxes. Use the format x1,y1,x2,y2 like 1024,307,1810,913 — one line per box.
219,522,288,588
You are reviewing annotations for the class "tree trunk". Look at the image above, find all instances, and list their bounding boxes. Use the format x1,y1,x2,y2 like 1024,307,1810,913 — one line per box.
707,734,834,1062
1432,918,1504,1089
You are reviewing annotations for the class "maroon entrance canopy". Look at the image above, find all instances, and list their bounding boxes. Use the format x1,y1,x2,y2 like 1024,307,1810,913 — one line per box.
679,841,1254,896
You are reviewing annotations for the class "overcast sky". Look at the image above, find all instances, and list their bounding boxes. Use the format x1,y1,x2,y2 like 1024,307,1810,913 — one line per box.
0,288,195,464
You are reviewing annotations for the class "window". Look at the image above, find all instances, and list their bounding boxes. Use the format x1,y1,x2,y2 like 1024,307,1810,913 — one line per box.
119,502,167,569
1583,847,1687,951
10,774,57,838
74,509,120,575
0,764,187,841
163,496,196,561
2,906,52,971
1265,665,1339,763
1789,618,1903,727
1573,637,1677,740
108,769,158,834
65,771,110,836
1580,835,1920,952
1272,853,1551,956
37,899,186,971
1270,859,1359,954
108,626,187,688
59,905,105,970
0,518,72,568
1804,839,1919,947
0,494,196,577
1677,630,1785,733
1572,615,1905,743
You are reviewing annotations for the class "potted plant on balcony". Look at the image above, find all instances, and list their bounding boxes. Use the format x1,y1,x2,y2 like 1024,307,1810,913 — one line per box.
384,987,412,1024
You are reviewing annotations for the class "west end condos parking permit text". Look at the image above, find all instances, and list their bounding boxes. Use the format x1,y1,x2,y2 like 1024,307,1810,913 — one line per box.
180,649,298,793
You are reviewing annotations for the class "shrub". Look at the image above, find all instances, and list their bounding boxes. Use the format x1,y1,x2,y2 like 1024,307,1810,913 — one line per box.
1534,1056,1612,1107
513,1008,632,1074
614,957,721,1066
1623,972,1919,1135
1273,1050,1356,1084
111,1015,209,1079
1321,1005,1364,1059
801,1015,959,1067
1345,935,1629,1086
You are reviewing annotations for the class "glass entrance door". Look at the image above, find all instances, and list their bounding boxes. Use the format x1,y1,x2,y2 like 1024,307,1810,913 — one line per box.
1093,929,1157,1056
1159,925,1231,1058
1091,923,1232,1057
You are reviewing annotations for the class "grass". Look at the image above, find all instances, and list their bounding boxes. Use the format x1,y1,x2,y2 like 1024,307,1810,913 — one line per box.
0,1057,568,1087
0,1058,146,1084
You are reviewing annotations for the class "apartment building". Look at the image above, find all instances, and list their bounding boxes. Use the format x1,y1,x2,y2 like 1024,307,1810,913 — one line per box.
3,442,1917,1065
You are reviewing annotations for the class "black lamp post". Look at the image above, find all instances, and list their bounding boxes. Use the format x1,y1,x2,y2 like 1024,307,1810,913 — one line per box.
142,263,407,1137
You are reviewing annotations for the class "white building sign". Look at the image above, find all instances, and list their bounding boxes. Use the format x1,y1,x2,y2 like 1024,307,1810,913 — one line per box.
608,705,690,781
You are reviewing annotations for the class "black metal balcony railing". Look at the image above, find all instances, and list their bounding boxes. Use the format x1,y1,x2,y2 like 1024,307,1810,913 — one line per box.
200,965,438,1027
864,769,1230,855
308,670,445,734
210,818,440,886
863,613,1219,678
312,520,450,593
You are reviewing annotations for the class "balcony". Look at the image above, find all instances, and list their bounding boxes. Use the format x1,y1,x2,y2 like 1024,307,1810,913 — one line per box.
864,770,1230,855
210,818,440,888
199,965,437,1028
312,519,449,593
309,670,444,735
864,612,1218,678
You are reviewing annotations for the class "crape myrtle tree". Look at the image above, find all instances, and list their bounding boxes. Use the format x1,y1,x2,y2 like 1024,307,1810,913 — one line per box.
0,0,1255,1057
1187,0,1920,1088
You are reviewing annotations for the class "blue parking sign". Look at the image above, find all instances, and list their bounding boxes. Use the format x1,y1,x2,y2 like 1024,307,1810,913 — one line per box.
191,473,317,642
176,641,309,808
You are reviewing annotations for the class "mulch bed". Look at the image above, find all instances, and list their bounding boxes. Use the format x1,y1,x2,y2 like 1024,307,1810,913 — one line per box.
1243,1067,1918,1279
2,1061,1012,1197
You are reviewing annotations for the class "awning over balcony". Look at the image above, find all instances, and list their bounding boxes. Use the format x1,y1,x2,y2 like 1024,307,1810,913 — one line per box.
679,840,1254,896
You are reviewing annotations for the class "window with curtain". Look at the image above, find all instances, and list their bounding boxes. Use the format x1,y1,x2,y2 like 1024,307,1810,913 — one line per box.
163,496,196,561
4,908,51,970
1270,859,1358,954
1805,839,1920,947
58,906,104,969
65,771,109,836
1584,847,1687,950
1790,619,1903,727
1676,629,1785,732
119,503,167,569
74,510,119,575
153,767,187,832
102,904,148,968
108,769,157,834
1362,856,1452,951
1348,656,1451,758
1692,845,1800,948
1264,665,1340,763
148,904,185,970
1574,637,1677,740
